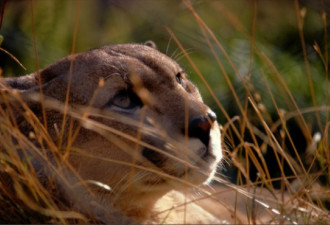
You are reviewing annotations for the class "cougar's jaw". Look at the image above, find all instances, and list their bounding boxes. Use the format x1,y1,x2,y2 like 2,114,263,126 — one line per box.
140,122,222,188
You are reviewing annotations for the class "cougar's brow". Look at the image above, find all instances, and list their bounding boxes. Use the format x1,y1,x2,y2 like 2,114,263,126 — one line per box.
105,48,176,88
106,48,176,79
103,65,128,81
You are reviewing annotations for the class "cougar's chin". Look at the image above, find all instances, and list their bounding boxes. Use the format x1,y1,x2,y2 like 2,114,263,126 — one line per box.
182,124,222,186
180,123,222,185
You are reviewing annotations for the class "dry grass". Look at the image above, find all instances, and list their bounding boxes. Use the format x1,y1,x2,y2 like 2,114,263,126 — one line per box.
0,0,329,224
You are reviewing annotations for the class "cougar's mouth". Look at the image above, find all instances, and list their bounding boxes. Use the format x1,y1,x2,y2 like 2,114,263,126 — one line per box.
141,144,214,178
142,148,166,168
141,147,187,179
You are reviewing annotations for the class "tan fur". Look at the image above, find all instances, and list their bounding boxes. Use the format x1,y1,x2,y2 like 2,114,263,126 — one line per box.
1,43,223,224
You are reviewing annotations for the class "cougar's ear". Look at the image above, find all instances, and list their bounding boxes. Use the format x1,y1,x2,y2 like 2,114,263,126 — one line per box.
144,40,157,49
3,57,71,91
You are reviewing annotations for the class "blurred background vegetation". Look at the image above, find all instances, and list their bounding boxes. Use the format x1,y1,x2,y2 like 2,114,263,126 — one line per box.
0,0,329,192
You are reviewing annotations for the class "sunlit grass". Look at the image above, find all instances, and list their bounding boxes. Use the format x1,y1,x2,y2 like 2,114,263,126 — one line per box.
0,0,329,224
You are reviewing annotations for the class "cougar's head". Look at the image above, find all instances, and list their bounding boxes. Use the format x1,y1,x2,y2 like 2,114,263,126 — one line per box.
3,42,222,206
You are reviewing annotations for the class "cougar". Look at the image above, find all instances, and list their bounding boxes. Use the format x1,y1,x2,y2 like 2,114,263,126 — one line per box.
0,42,223,224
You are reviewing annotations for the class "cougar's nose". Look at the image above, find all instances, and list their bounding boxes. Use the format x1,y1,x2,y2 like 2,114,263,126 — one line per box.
186,111,217,146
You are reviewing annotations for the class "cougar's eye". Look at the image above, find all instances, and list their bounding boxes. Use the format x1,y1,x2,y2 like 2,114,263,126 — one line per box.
176,72,183,85
108,89,143,111
176,72,186,89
